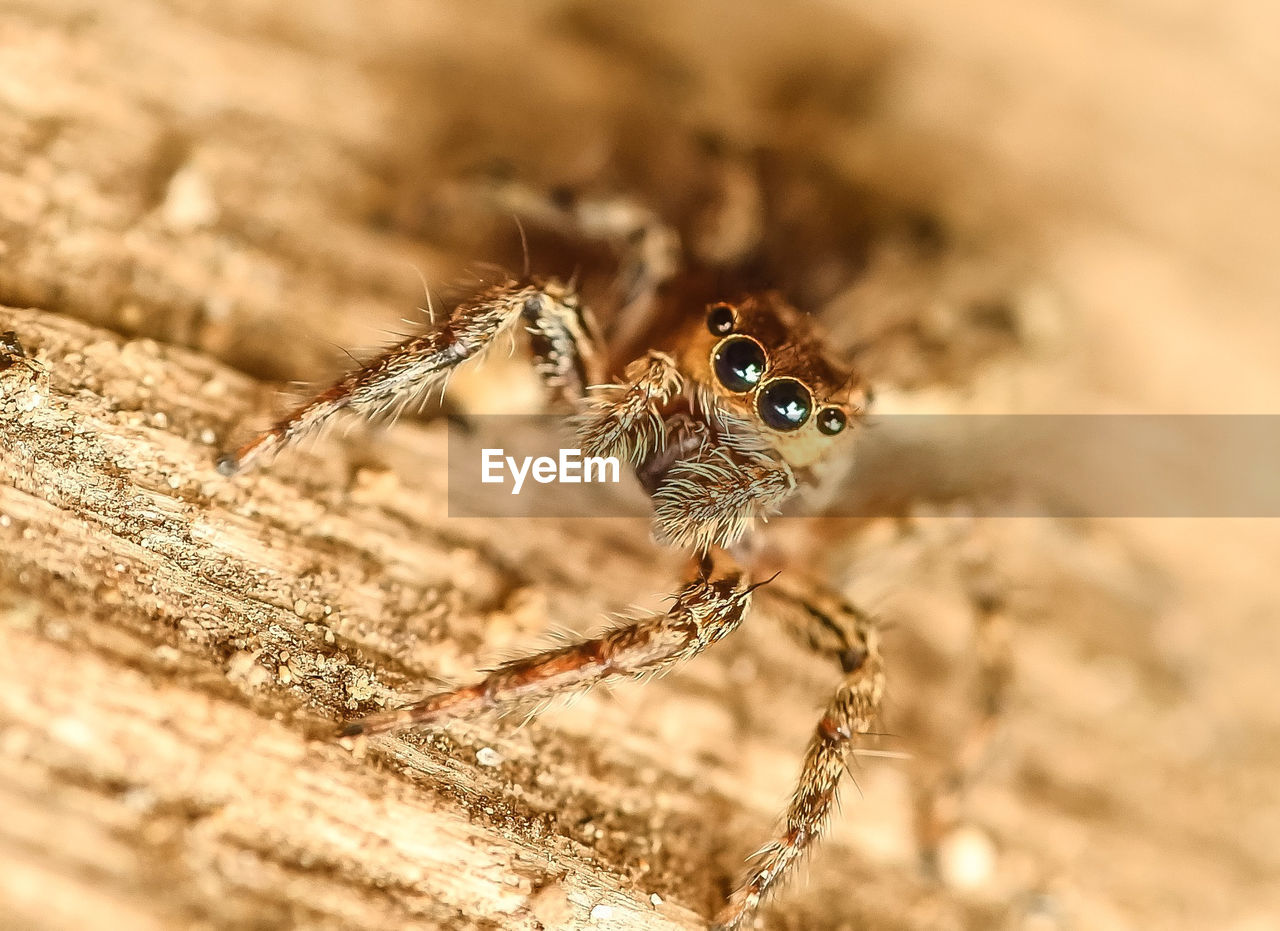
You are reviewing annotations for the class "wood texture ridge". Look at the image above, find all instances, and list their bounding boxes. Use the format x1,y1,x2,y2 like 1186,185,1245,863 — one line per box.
0,306,712,930
2,2,1278,930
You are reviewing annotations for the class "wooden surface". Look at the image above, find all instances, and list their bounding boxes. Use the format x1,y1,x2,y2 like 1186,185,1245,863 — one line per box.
2,2,1279,930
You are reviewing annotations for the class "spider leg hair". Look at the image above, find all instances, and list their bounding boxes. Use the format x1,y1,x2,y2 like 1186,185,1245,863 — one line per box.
714,608,885,931
338,558,755,739
216,279,586,474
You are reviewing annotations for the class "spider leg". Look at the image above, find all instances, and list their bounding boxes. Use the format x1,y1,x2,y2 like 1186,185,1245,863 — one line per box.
338,553,754,738
216,278,593,474
752,576,881,677
714,584,886,931
576,350,683,465
524,283,604,409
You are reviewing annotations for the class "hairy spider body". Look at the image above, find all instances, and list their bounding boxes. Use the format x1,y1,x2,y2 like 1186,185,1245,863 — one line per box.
218,183,887,930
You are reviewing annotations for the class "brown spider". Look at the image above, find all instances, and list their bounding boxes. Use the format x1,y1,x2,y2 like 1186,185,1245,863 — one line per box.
218,181,887,930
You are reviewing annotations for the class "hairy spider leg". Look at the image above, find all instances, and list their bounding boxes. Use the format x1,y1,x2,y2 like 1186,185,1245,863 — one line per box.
338,563,755,738
715,593,885,931
575,350,684,465
216,279,593,474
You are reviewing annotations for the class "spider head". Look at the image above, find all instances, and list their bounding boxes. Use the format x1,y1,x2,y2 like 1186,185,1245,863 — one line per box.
681,295,870,469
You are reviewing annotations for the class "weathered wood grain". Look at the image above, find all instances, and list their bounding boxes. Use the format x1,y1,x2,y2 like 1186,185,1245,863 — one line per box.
2,2,1279,930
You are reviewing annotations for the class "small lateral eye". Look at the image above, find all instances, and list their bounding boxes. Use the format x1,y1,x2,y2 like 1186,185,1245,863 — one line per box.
817,406,847,435
757,378,813,431
712,336,767,392
706,303,736,336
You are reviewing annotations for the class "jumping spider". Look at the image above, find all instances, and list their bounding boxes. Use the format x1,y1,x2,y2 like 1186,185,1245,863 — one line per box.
218,182,890,930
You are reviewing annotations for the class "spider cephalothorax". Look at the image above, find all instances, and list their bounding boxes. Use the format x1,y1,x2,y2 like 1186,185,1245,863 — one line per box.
571,292,870,550
678,293,871,468
216,184,888,931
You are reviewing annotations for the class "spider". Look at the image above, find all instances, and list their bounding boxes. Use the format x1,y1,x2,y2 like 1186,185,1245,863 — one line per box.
217,180,889,930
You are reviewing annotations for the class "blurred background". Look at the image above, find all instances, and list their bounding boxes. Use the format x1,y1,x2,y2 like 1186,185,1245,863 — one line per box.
1,1,1277,929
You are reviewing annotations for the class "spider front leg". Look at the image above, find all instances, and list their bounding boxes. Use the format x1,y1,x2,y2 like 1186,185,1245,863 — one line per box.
715,583,886,931
338,553,754,738
576,350,684,465
216,278,594,474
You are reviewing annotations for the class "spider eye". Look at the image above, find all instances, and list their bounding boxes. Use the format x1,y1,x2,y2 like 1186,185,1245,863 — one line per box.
712,336,767,392
757,378,813,431
817,406,847,436
706,303,736,336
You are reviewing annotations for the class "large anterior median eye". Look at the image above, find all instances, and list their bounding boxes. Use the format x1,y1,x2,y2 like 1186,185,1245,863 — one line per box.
756,378,813,431
712,336,767,392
